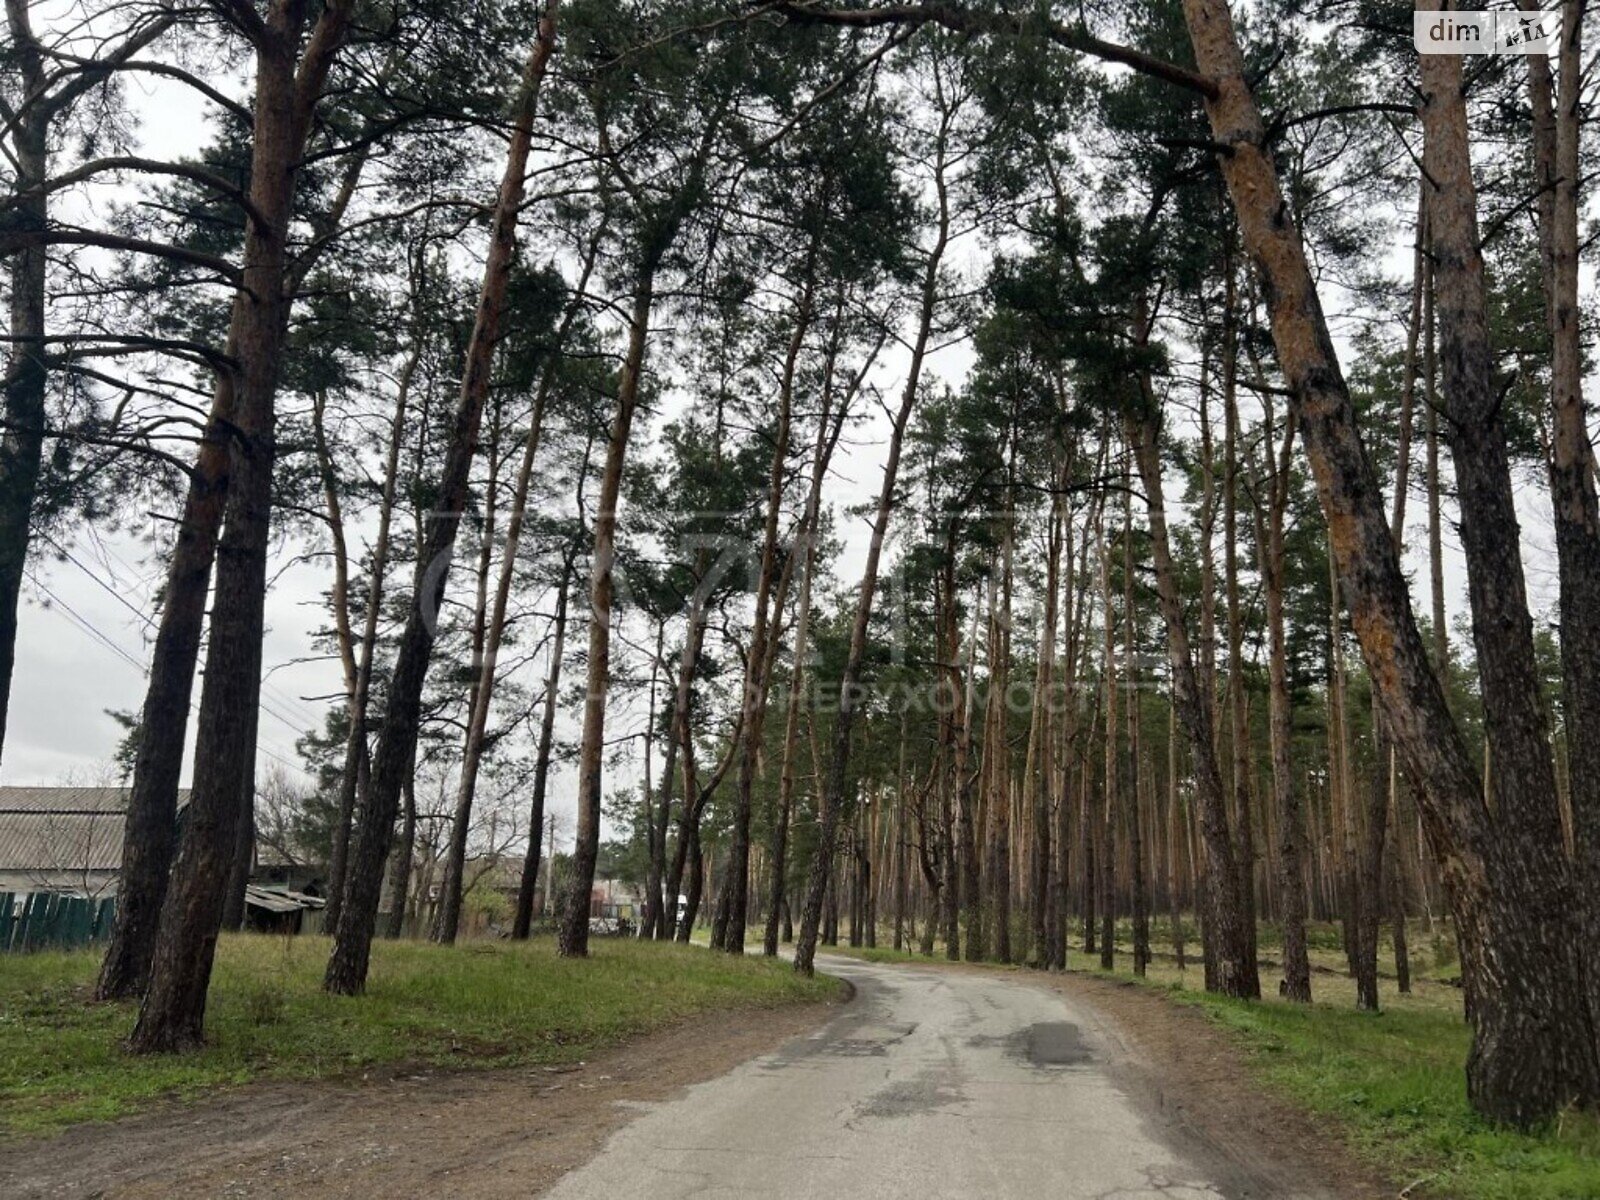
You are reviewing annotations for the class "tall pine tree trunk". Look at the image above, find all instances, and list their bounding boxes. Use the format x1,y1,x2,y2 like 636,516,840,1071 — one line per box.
0,88,46,774
1526,0,1600,1036
792,122,950,972
553,269,653,956
1127,396,1255,998
1097,500,1118,973
99,0,355,1006
713,265,813,953
937,543,964,961
1253,398,1310,1001
763,330,846,955
1414,19,1598,1113
1167,709,1187,970
983,520,1015,963
1221,288,1257,979
325,339,419,932
0,4,168,769
1124,476,1150,975
959,599,985,960
433,401,504,942
1182,0,1600,1122
1029,481,1063,964
557,88,728,957
127,0,358,1046
649,569,711,940
435,228,596,944
326,6,560,993
512,548,575,938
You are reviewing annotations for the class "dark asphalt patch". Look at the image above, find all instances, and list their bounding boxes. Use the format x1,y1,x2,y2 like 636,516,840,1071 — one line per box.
853,1067,967,1120
964,1020,1092,1067
1021,1021,1091,1067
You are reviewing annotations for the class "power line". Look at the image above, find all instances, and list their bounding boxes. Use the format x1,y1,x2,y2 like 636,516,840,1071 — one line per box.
42,533,157,632
27,571,148,674
25,565,308,779
43,531,328,733
261,678,323,730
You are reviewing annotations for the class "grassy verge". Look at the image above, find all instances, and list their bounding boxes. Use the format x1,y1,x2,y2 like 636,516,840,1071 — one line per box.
1141,969,1600,1200
821,924,1597,1200
0,933,835,1137
812,943,940,966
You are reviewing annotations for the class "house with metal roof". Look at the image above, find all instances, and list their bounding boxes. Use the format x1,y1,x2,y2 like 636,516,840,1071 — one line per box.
0,786,186,897
0,788,325,934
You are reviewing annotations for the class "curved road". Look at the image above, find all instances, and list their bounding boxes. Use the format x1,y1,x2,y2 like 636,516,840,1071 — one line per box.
545,954,1317,1200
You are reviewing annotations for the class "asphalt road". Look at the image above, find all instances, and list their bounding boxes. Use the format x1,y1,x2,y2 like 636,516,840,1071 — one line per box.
544,954,1314,1200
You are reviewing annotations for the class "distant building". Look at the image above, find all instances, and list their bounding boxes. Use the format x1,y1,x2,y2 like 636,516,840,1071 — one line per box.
590,878,642,920
0,787,324,931
254,840,327,899
0,786,187,897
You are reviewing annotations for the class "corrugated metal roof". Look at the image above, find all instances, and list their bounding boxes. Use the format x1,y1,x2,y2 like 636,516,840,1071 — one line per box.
244,885,301,913
245,885,325,913
0,786,131,814
0,788,191,872
0,809,125,872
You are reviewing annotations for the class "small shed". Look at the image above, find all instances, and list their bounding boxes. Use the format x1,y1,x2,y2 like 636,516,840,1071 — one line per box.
243,885,326,935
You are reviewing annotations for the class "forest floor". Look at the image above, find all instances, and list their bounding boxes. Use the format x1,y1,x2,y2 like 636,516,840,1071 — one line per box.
825,925,1600,1200
0,934,835,1137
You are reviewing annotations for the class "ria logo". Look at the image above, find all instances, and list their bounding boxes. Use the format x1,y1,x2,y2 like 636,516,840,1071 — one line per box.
1414,9,1560,56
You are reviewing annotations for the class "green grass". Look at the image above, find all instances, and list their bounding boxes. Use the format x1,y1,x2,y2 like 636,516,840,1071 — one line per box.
1056,928,1593,1196
0,933,834,1137
825,918,1597,1200
1145,974,1600,1200
813,942,945,966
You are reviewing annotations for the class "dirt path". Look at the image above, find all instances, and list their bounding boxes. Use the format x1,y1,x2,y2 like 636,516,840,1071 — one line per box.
0,997,842,1200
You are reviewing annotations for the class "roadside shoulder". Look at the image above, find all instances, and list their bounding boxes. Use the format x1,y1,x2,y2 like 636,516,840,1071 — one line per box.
1043,971,1396,1200
0,991,845,1200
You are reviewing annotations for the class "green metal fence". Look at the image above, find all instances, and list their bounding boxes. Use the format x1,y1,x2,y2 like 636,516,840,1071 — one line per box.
0,892,116,952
